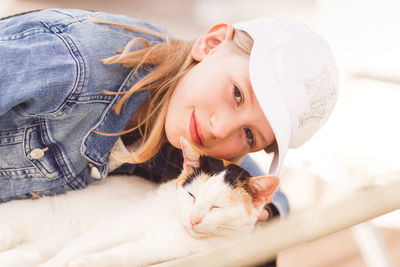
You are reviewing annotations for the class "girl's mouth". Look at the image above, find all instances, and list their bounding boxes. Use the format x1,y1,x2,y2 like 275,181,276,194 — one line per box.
189,110,203,146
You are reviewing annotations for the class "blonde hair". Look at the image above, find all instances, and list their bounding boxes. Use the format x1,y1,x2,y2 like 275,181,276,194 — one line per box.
93,18,258,164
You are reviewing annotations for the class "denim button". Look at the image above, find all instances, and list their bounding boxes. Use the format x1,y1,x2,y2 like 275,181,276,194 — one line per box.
90,166,102,179
30,148,45,160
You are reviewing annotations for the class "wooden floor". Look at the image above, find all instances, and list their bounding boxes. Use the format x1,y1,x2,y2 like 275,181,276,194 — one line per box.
278,227,400,267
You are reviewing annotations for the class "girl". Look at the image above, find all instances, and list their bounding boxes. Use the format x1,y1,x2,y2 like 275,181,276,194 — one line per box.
0,9,338,221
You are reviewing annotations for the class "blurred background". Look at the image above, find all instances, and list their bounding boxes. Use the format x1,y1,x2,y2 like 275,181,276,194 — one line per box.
1,0,399,266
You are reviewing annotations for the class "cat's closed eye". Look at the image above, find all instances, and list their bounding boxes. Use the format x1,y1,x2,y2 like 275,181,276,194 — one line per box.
210,205,221,211
187,191,196,203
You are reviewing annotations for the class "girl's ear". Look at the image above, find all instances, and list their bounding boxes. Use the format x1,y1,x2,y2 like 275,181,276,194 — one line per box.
245,176,280,209
191,23,234,61
180,137,200,172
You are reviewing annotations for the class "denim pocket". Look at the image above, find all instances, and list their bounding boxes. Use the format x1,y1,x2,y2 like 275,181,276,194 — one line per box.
0,128,37,179
24,126,63,180
0,125,63,180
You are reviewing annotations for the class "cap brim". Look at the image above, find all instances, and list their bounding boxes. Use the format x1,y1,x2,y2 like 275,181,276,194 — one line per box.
249,42,291,175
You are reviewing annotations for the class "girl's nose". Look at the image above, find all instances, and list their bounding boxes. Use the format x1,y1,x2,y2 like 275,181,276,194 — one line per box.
210,113,239,140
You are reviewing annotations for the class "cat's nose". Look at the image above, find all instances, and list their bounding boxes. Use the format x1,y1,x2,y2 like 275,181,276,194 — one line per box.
190,214,202,226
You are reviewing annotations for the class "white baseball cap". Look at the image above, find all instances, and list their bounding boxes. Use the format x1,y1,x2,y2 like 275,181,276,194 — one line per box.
234,18,339,175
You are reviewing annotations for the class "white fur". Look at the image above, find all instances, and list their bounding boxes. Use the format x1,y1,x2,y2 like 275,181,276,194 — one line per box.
0,173,260,267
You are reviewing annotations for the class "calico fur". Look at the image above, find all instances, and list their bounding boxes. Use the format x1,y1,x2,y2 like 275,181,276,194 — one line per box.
0,138,279,267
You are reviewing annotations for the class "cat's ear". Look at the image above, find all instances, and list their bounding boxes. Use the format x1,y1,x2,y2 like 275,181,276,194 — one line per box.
245,176,280,209
180,137,200,172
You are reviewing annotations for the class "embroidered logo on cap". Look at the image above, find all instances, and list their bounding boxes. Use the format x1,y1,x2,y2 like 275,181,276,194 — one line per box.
299,68,336,128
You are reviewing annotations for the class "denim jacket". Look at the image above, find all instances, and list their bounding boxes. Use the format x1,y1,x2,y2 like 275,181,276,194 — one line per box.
0,9,167,201
0,9,289,216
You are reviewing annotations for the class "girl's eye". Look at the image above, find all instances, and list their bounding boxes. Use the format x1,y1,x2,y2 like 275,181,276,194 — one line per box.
244,128,255,148
210,205,221,211
188,191,196,203
233,85,243,105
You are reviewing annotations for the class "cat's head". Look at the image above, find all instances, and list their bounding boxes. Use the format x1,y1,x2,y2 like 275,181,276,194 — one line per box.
175,137,279,239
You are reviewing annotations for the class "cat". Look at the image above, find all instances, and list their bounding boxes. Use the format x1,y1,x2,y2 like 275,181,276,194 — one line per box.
0,137,279,267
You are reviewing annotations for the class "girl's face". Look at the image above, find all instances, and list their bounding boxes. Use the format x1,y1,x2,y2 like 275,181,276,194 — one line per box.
165,24,275,159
